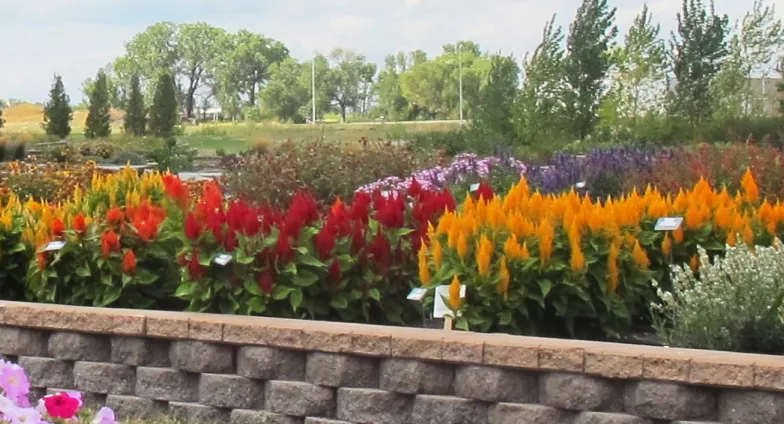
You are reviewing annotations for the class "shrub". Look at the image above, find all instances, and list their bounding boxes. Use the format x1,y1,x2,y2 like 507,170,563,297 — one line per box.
79,141,118,159
106,151,147,166
149,137,196,173
652,242,784,354
223,140,439,207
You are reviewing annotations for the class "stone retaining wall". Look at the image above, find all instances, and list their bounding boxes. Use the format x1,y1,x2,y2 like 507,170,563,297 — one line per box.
0,301,783,424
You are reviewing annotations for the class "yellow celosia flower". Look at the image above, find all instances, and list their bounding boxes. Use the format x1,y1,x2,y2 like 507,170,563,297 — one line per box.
727,231,737,247
432,238,443,270
447,218,460,249
418,243,431,287
631,240,650,269
672,227,684,244
476,234,493,276
536,219,555,266
497,256,510,300
448,275,462,310
661,234,672,257
520,242,530,260
607,243,619,293
503,235,520,259
457,233,469,260
742,223,754,246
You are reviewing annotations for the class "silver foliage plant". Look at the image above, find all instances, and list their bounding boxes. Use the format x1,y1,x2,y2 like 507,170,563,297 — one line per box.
651,240,784,354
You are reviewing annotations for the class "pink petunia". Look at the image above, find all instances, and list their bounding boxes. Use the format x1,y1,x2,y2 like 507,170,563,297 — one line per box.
0,363,30,400
92,407,118,424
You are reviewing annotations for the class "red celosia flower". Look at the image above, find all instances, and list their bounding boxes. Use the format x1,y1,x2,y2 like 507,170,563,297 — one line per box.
348,192,372,224
315,226,336,260
185,213,202,240
51,218,65,238
188,250,205,280
177,253,188,267
368,231,391,271
408,178,422,198
163,174,190,209
223,230,238,252
122,250,137,275
195,181,224,221
275,230,294,263
44,392,80,419
131,202,166,242
106,207,124,228
100,230,120,258
206,210,225,242
374,193,405,228
476,182,494,201
350,223,365,254
327,259,342,285
72,214,87,235
257,269,276,294
285,192,320,238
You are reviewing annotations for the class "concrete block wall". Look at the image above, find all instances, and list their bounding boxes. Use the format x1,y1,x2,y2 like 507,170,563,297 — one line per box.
1,301,783,424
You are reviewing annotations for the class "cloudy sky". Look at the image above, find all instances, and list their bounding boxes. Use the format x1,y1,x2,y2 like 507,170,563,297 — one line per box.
1,0,781,102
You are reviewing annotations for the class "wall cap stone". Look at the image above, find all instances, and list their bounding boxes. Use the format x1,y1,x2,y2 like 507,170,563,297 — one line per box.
1,301,782,391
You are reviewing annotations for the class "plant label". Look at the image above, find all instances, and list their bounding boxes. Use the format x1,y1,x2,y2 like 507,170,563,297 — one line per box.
655,217,683,231
575,181,587,189
433,284,466,319
214,254,232,266
407,287,427,302
469,183,480,192
43,241,66,252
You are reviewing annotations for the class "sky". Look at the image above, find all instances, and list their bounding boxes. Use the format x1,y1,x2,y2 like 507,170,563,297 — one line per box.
1,0,781,103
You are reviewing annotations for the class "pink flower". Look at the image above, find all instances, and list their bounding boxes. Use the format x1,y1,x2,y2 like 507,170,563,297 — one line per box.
92,407,117,424
0,363,30,400
5,405,41,424
43,392,79,420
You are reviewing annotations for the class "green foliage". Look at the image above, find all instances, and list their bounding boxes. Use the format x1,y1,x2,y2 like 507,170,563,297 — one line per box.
84,70,112,139
124,73,147,137
471,54,520,142
326,49,377,122
149,137,196,173
79,140,118,159
106,151,147,166
0,106,5,129
564,0,618,141
42,75,73,139
148,73,179,138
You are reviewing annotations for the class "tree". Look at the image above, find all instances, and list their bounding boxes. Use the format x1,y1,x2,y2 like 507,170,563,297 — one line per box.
299,54,335,121
114,22,180,101
42,75,73,139
81,65,122,109
668,0,730,125
603,4,668,128
177,22,227,118
515,15,570,144
260,58,308,122
472,54,520,141
84,70,112,139
148,73,178,138
124,73,147,136
0,100,5,129
325,49,376,122
564,0,618,140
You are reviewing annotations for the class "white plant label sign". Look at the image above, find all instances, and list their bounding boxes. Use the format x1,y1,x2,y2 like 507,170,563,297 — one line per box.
433,284,466,318
655,217,683,231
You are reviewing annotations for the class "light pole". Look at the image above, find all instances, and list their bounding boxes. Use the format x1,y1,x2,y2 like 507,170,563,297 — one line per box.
458,46,463,126
311,54,317,125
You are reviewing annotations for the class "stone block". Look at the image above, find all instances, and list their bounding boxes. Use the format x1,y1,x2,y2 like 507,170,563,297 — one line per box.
0,328,48,356
111,336,170,367
17,357,73,388
199,373,264,409
48,332,110,361
336,388,412,424
573,412,654,424
306,353,379,388
231,409,302,424
539,373,621,411
625,381,716,421
379,359,453,395
105,395,167,419
304,419,352,424
169,340,233,373
135,367,198,402
237,346,306,381
719,390,784,424
408,394,487,424
488,403,574,424
169,401,229,424
265,380,335,417
453,365,537,403
74,362,135,395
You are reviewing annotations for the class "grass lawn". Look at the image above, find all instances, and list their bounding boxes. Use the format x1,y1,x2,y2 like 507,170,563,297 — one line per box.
2,103,459,155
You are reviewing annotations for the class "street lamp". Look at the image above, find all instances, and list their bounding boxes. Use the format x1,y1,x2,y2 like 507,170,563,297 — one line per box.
458,44,463,126
311,53,317,125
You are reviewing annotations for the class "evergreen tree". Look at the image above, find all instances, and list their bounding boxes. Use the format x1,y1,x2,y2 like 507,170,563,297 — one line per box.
0,107,4,129
148,73,179,138
471,54,520,141
43,75,73,139
84,69,112,139
564,0,618,141
124,73,147,136
668,0,729,126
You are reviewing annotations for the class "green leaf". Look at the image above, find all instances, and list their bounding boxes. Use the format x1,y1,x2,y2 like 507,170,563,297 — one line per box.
272,285,295,300
299,255,326,268
235,250,255,265
499,310,512,326
8,243,25,254
75,266,91,278
122,274,133,286
292,270,319,287
100,286,122,307
175,284,194,298
330,296,349,309
137,269,159,285
244,279,262,296
283,262,298,276
290,289,303,311
539,279,553,298
455,317,470,331
369,288,381,301
248,297,266,314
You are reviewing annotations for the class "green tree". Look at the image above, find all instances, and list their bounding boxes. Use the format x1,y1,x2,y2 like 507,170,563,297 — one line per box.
375,54,410,120
81,65,122,109
84,69,112,139
42,75,73,139
148,73,179,138
114,22,180,100
325,49,376,122
261,58,308,123
471,54,520,141
0,102,4,129
603,4,668,129
564,0,618,140
299,54,335,121
124,73,147,136
515,16,570,144
668,0,730,125
177,22,227,118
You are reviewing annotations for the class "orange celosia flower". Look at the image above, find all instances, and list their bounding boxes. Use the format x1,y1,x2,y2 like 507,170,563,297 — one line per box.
456,233,468,260
418,243,430,286
607,243,619,293
101,230,121,258
51,218,65,239
742,223,754,246
72,214,87,235
727,231,737,247
661,234,672,257
741,169,759,204
503,234,521,259
536,219,555,266
163,174,190,209
520,242,530,260
497,256,510,300
106,207,124,228
631,240,650,269
331,198,344,215
714,205,732,231
672,227,684,244
37,253,47,271
476,234,493,276
689,254,700,273
448,275,462,310
122,250,137,275
431,238,443,270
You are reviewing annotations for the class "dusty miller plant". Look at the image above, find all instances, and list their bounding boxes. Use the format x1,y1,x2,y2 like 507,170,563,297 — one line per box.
651,241,784,354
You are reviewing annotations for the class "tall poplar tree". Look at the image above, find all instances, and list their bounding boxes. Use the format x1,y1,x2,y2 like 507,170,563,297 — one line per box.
148,73,179,138
84,69,112,138
124,73,147,136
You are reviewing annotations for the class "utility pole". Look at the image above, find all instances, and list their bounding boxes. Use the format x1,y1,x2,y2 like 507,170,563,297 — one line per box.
312,54,317,124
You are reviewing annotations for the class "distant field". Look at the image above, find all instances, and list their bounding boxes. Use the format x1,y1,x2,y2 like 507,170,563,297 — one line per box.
2,103,459,154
